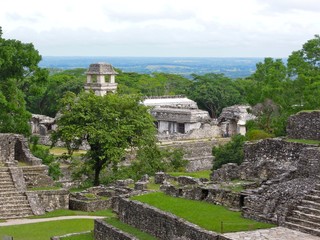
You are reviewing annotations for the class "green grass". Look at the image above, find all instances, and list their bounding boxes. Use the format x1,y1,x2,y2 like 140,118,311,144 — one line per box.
28,209,114,219
106,217,157,240
131,192,275,233
167,170,211,179
0,219,95,240
286,138,320,145
61,232,93,240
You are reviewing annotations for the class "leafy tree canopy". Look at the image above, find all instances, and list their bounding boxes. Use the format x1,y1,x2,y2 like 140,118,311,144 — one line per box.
188,73,244,118
52,91,157,185
0,26,48,135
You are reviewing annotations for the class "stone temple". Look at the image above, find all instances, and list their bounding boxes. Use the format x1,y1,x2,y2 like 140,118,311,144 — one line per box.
84,62,118,96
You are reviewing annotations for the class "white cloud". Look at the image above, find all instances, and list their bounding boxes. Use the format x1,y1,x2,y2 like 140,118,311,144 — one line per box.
0,0,319,57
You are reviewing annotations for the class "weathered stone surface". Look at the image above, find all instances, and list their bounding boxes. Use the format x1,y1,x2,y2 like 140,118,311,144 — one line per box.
27,190,69,212
0,134,42,166
118,197,220,240
163,185,241,209
69,198,111,212
287,111,320,141
94,219,138,240
134,181,147,190
211,163,240,182
155,172,167,184
177,176,201,185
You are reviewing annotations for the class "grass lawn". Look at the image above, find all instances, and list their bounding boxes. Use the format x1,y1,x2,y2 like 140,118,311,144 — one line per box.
131,192,275,233
286,138,320,145
0,219,95,240
167,170,211,179
106,217,157,240
28,209,114,219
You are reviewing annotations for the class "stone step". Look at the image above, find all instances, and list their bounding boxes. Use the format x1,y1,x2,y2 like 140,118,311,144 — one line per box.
297,206,320,216
304,195,320,203
0,204,31,211
301,200,320,210
285,221,320,237
315,184,320,191
0,168,9,172
0,183,15,187
0,210,33,219
292,210,320,224
310,189,320,196
0,195,28,201
287,216,320,230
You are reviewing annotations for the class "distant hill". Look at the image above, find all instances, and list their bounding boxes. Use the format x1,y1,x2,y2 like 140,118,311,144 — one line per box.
39,56,264,78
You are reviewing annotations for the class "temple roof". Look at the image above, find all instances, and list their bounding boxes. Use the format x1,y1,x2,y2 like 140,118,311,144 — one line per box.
86,62,118,75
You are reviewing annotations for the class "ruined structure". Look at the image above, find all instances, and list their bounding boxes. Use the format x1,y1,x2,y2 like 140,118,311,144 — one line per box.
211,110,320,236
0,134,68,219
84,62,118,96
143,96,213,136
287,110,320,140
218,105,255,136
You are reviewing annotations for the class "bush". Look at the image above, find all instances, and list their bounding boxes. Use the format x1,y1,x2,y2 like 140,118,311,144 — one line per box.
100,145,188,184
30,136,61,180
212,134,246,170
246,129,274,141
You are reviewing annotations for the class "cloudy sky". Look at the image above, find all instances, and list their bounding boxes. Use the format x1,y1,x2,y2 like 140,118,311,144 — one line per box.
0,0,319,57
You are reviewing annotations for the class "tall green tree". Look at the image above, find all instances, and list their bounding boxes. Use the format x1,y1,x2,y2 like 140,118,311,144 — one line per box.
52,91,157,186
188,73,244,118
287,34,320,109
0,27,47,135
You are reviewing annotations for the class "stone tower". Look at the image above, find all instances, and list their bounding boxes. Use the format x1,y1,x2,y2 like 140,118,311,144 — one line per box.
84,62,118,96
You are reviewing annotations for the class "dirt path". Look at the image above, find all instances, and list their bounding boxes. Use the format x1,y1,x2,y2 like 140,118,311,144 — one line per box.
0,216,105,226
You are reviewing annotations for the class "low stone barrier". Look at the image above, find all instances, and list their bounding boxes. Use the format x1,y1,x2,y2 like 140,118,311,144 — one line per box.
69,198,111,212
118,197,221,240
164,185,241,209
94,219,137,240
27,189,69,213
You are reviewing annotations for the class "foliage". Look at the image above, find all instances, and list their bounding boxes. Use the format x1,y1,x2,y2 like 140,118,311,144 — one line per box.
131,192,275,233
30,136,61,180
0,27,48,135
212,134,246,170
27,69,86,117
187,73,244,118
116,70,191,96
106,217,157,240
0,219,95,240
52,91,157,186
167,170,211,179
245,129,274,141
101,146,188,184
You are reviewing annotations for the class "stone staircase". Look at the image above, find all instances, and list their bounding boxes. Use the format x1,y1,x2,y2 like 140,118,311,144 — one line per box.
285,183,320,236
0,168,33,219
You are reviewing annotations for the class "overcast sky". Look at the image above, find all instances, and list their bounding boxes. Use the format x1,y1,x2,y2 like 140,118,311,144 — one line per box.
0,0,319,57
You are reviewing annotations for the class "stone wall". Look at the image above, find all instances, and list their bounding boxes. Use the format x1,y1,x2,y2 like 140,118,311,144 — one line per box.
117,197,221,240
69,198,111,212
22,165,54,187
28,190,69,212
94,219,137,240
160,140,218,172
163,185,241,210
287,111,320,140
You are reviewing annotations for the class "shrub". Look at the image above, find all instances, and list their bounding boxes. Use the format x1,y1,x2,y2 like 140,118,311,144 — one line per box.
30,136,61,180
245,129,274,141
212,134,246,170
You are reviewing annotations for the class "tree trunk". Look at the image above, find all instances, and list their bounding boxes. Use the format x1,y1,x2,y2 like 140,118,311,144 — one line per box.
93,160,101,186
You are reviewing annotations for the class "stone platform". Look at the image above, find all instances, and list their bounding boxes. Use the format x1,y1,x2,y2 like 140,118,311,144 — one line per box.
223,227,320,240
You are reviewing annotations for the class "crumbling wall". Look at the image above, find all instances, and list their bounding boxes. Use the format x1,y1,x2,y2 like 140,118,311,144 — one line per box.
287,111,320,140
0,134,42,166
118,197,220,240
